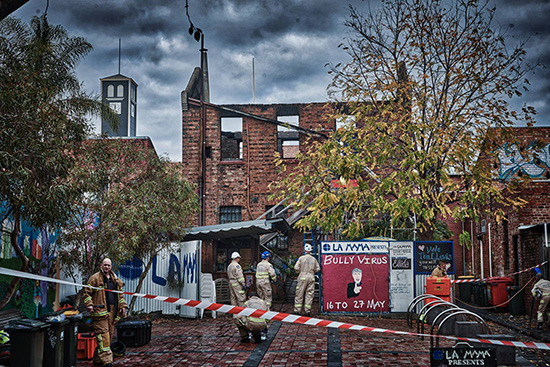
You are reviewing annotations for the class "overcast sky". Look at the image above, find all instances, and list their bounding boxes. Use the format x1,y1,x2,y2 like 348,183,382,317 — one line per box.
11,0,550,162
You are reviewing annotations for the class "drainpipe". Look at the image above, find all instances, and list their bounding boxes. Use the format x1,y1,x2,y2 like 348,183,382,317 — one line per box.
487,222,493,277
199,33,209,226
462,221,466,275
479,237,484,279
545,223,549,278
471,221,475,276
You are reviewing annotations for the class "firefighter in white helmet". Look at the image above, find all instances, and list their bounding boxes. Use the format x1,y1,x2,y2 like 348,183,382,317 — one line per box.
228,252,246,307
294,243,320,316
256,251,277,310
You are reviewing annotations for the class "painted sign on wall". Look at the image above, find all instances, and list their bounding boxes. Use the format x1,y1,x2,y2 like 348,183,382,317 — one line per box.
321,241,389,313
389,241,414,312
414,241,454,274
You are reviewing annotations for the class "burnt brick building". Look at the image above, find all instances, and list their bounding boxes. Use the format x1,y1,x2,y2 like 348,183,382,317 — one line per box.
181,71,341,277
181,60,550,314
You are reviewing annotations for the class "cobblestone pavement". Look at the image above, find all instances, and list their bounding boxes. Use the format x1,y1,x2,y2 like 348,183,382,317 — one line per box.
71,300,550,367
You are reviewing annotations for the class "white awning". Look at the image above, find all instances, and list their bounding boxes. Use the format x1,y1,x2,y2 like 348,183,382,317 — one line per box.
182,218,290,241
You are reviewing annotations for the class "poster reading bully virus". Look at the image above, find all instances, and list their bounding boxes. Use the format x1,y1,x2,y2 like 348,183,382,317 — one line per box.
320,241,389,313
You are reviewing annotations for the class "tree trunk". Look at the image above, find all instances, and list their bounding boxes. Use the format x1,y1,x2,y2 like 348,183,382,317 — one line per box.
0,211,29,309
127,254,156,315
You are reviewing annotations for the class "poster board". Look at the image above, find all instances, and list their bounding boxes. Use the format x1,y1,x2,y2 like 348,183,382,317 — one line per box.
430,347,496,367
320,241,389,313
389,241,414,312
414,241,454,274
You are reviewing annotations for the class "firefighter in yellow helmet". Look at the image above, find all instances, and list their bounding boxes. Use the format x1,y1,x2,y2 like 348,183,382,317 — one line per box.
293,244,320,316
256,251,277,310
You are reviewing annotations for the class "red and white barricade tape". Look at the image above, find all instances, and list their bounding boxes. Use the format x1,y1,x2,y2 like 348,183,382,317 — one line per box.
451,261,548,284
1,266,549,351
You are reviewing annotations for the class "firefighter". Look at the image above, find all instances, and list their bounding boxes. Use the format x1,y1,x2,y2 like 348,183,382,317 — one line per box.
293,243,320,316
532,272,550,330
227,252,246,307
256,251,277,310
431,259,449,278
237,292,268,343
83,258,128,367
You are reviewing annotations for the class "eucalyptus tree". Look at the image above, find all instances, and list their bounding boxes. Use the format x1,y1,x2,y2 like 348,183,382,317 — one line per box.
58,138,200,312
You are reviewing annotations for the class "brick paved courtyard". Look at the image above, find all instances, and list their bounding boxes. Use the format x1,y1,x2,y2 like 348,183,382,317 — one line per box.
75,301,459,367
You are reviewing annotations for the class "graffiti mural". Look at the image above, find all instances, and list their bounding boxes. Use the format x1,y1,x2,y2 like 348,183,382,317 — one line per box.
119,252,197,286
118,242,200,316
498,142,550,180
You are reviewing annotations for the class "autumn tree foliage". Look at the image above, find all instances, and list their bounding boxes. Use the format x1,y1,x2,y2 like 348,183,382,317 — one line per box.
57,138,199,311
272,0,534,241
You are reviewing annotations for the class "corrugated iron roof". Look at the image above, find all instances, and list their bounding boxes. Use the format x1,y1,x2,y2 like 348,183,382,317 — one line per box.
182,218,290,241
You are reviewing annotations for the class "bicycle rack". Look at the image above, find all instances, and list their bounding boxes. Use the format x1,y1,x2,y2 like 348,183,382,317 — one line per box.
430,309,490,348
417,299,456,338
407,294,445,328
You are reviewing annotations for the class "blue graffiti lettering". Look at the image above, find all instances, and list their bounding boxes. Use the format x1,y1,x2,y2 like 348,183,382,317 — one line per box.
119,258,143,280
182,253,197,283
167,254,181,283
152,256,167,286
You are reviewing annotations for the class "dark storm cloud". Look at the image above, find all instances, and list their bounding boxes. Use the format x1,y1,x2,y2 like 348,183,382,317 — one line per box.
192,0,348,46
9,0,550,161
490,0,550,124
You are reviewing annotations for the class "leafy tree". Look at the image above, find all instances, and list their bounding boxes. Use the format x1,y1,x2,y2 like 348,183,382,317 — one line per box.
272,0,534,241
0,15,103,308
57,138,200,312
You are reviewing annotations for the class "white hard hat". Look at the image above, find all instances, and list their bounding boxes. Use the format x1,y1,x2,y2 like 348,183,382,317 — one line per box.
304,244,313,252
231,251,241,260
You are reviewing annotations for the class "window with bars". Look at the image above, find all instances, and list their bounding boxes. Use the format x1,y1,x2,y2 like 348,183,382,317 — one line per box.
219,206,242,224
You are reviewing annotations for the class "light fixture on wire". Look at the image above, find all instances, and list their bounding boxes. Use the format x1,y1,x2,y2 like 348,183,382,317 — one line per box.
185,0,203,42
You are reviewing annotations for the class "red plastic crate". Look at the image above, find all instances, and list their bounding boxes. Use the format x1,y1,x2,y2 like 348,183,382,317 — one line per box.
425,277,451,296
424,295,451,305
77,333,96,360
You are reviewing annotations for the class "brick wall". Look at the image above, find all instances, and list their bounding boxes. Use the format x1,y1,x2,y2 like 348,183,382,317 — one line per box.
183,101,337,256
460,128,550,313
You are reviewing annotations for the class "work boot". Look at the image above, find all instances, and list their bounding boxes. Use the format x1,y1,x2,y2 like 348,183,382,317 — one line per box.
261,329,267,341
538,322,544,330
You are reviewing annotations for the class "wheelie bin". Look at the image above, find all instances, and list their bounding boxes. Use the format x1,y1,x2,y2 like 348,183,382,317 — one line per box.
63,311,83,367
473,280,488,307
507,286,525,315
457,275,475,303
4,318,49,367
486,277,513,311
40,314,69,367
